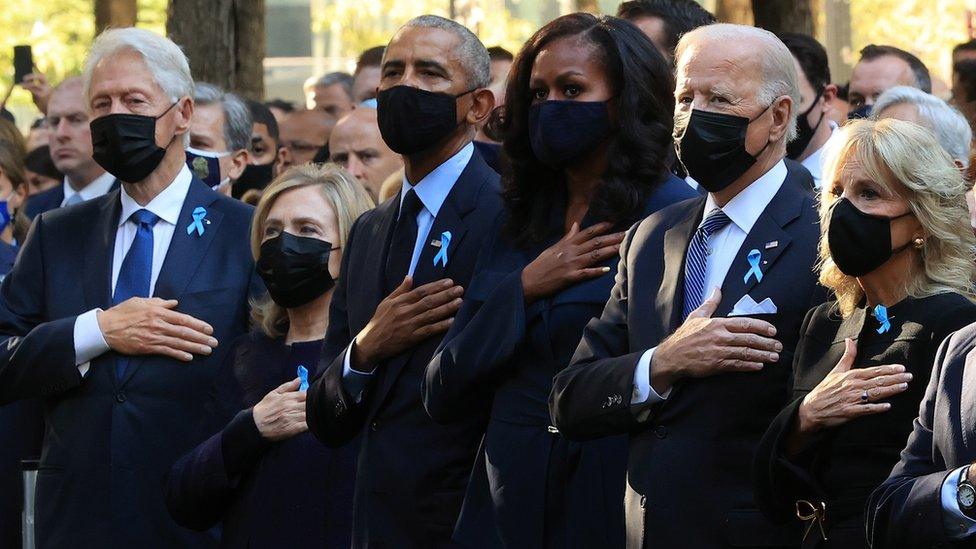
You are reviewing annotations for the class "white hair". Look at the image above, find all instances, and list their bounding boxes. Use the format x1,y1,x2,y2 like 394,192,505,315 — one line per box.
676,23,800,142
398,15,490,89
871,85,972,168
194,82,253,152
83,28,194,106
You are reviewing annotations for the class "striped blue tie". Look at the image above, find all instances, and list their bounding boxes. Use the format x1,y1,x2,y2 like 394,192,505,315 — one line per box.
682,208,732,320
113,208,160,378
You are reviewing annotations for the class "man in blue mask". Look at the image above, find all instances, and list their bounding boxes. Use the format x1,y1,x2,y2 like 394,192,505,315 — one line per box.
551,24,827,548
186,83,252,197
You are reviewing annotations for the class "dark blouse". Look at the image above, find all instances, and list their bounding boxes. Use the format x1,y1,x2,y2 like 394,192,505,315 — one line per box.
165,332,358,548
754,292,976,548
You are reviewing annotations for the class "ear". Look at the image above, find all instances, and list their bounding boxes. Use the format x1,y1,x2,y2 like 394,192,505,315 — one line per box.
174,96,194,137
768,94,794,143
276,146,291,173
821,84,838,111
228,149,251,180
464,88,496,126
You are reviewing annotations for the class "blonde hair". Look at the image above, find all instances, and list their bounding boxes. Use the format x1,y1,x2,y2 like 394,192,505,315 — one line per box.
818,118,976,316
250,163,375,337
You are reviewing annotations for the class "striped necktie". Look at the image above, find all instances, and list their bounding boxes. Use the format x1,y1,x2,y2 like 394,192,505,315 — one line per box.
682,208,732,319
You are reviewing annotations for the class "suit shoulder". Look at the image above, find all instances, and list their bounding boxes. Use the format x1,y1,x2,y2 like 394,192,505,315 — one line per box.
37,192,111,227
212,193,254,219
631,196,702,240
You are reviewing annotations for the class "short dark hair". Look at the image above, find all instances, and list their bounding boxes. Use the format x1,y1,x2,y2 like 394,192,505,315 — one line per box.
835,82,849,101
356,46,385,75
264,99,295,114
954,59,976,102
487,46,514,62
778,33,830,94
858,44,931,93
246,99,279,143
954,39,976,59
616,0,715,54
494,13,675,246
24,145,62,181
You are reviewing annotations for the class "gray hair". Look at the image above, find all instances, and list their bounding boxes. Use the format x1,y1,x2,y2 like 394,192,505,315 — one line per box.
676,23,800,142
83,27,193,106
193,82,253,152
309,72,354,100
398,15,490,89
871,85,972,168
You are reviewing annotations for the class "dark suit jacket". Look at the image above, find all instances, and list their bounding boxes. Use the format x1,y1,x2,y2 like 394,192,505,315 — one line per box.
24,178,121,220
550,162,827,549
165,332,357,548
754,295,976,548
306,149,504,548
866,323,976,549
0,176,256,548
423,173,695,549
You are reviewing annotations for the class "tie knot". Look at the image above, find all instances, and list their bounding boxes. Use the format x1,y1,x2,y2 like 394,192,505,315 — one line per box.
129,209,160,229
400,188,423,219
699,209,731,237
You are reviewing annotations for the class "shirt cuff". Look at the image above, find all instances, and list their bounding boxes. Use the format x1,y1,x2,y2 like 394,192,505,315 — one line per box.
941,466,976,539
342,343,374,403
74,309,110,375
631,347,672,405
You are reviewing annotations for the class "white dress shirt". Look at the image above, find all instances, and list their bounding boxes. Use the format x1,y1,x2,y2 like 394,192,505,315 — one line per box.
799,122,841,190
72,164,194,376
341,143,475,399
631,160,787,406
61,171,116,207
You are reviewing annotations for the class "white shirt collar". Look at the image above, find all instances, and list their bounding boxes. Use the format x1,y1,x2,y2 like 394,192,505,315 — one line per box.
64,171,116,202
399,142,474,219
703,159,787,234
800,121,841,188
118,164,193,227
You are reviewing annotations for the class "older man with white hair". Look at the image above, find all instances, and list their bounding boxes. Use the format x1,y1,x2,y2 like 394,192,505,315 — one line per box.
551,23,826,548
0,28,257,548
871,85,972,168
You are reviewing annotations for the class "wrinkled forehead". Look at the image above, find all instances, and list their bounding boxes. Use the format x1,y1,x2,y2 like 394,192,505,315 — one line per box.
385,26,464,74
675,39,764,97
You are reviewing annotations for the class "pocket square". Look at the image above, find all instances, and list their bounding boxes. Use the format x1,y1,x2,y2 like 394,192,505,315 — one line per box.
728,294,778,317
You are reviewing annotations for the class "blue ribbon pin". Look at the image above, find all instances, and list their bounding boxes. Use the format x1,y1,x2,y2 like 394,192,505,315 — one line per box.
743,249,763,284
297,365,309,392
433,231,452,267
873,304,891,334
186,206,207,236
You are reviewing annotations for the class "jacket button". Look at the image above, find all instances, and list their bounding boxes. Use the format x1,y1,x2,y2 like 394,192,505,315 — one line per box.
370,420,380,432
115,392,127,403
640,495,647,509
653,426,668,439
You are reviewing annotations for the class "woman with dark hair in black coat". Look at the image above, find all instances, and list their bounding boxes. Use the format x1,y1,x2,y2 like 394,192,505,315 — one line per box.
423,13,696,549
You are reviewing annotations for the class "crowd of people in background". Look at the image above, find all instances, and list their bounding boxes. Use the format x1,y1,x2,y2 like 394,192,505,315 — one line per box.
3,0,976,548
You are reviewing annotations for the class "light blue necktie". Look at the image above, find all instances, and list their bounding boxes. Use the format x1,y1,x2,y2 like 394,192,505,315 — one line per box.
113,209,160,378
682,209,732,320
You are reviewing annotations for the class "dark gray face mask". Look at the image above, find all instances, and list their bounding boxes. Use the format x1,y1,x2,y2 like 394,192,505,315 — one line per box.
827,197,915,277
675,106,771,193
90,102,179,182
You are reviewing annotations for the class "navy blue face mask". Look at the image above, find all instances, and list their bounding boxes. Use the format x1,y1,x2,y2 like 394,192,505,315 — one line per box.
528,100,613,168
847,104,872,120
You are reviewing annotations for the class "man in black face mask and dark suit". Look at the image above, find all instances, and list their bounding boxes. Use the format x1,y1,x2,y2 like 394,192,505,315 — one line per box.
550,24,827,549
305,14,503,549
0,28,257,548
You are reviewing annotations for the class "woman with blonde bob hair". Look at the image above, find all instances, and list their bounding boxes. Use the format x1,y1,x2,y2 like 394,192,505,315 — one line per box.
166,163,373,548
754,119,976,548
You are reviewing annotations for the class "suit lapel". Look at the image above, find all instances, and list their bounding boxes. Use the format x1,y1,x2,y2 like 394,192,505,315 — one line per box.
365,199,399,316
656,199,704,334
961,350,976,450
82,191,122,310
411,201,468,286
119,178,222,387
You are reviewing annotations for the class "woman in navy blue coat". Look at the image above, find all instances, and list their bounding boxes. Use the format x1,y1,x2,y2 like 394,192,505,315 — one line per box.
164,164,374,548
423,14,695,549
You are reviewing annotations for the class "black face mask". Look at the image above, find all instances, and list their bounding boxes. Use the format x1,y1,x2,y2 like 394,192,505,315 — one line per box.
233,162,276,199
827,197,915,277
529,100,613,167
847,104,872,120
90,102,179,183
786,90,825,160
675,107,771,193
376,85,475,155
257,232,337,308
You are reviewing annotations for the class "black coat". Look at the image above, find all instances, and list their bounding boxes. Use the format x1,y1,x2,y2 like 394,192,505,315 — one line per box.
754,295,976,548
165,332,357,548
424,173,696,549
550,163,827,549
866,322,976,548
306,149,504,548
0,177,256,548
24,179,121,220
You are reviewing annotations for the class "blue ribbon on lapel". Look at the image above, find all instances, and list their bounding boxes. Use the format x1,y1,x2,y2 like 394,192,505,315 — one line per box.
186,206,207,236
297,365,309,391
433,231,452,267
743,248,763,284
873,304,891,334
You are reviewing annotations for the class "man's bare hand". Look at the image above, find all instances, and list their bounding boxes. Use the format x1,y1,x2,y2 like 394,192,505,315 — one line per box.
96,297,217,362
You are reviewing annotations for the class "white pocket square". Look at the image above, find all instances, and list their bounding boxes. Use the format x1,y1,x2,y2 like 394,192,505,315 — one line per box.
728,294,778,317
